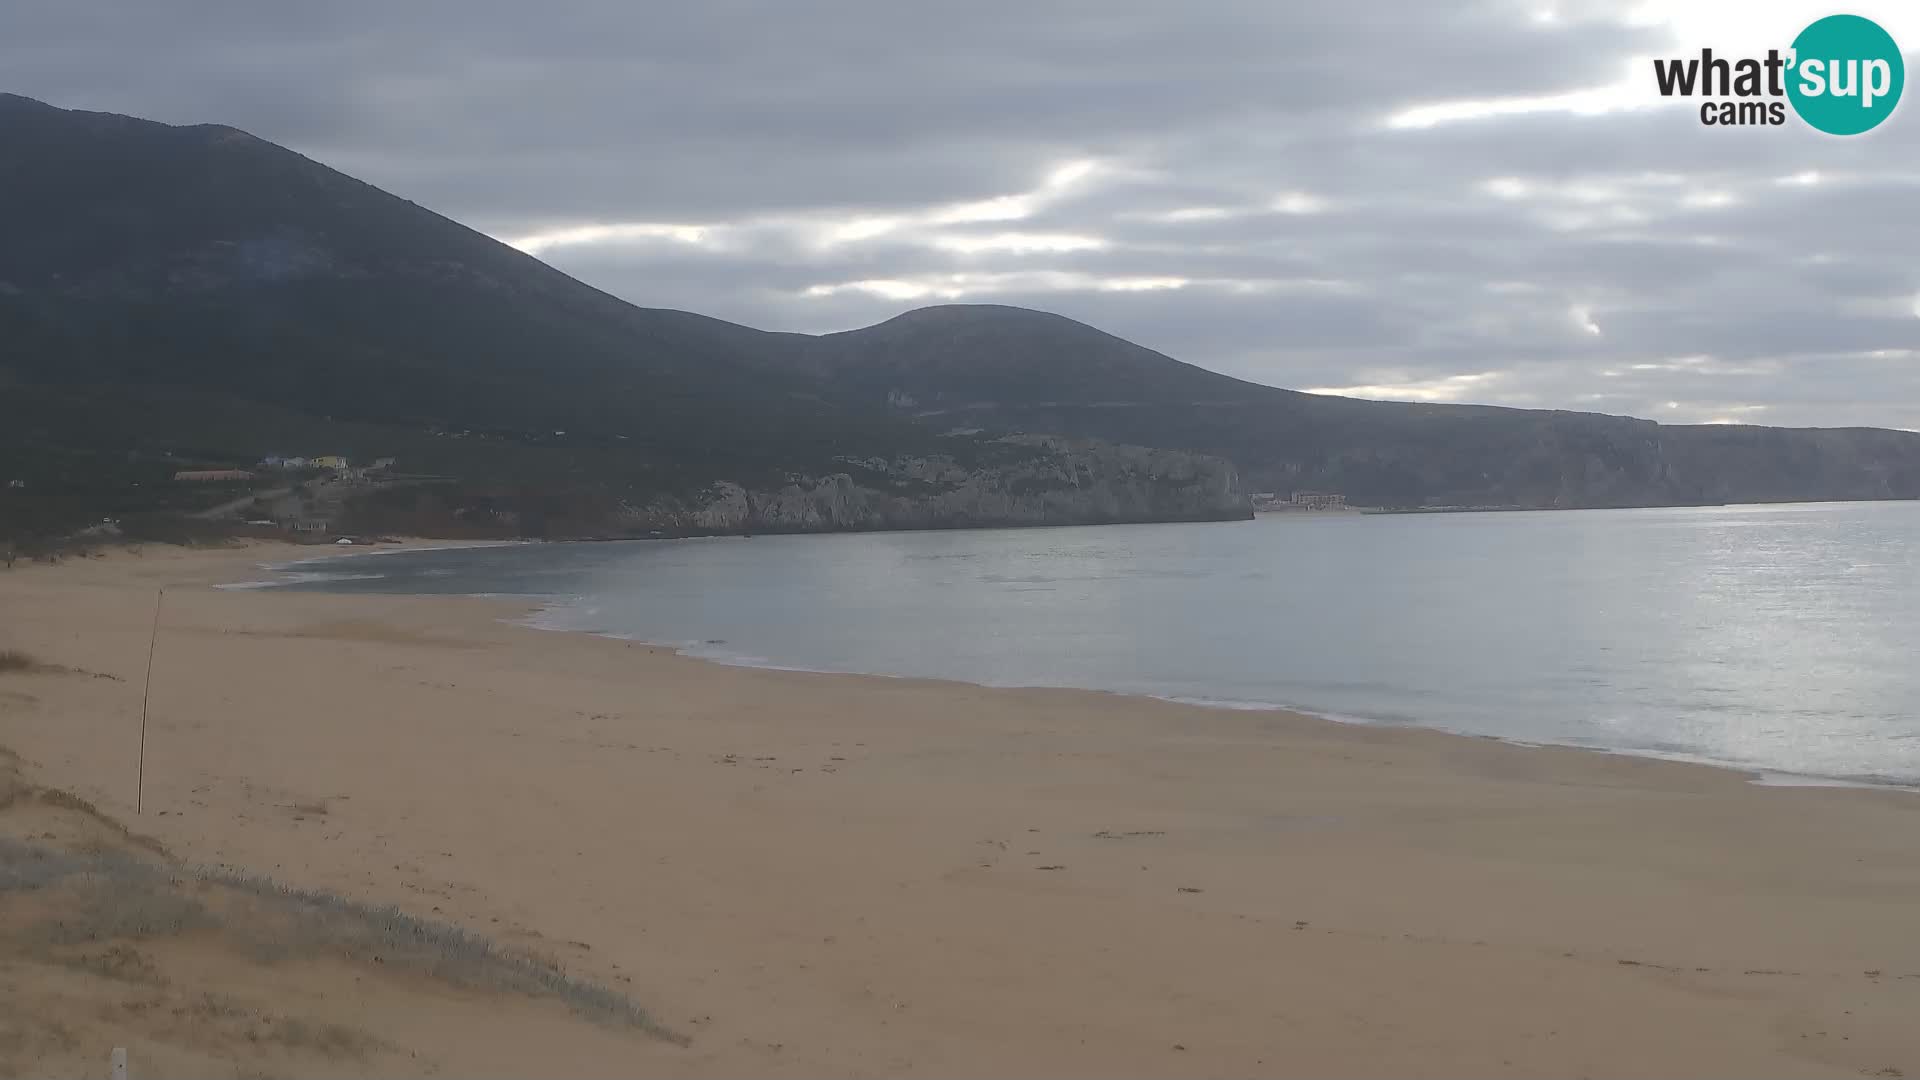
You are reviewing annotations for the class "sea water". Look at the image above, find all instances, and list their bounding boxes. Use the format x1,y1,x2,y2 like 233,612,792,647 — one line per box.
256,501,1920,786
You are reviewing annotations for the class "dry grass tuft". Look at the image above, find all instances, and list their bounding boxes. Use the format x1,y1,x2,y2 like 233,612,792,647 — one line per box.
267,1015,388,1058
0,651,117,681
0,837,682,1043
1,752,685,1062
0,649,39,674
35,788,102,816
5,784,167,856
0,745,166,855
150,990,392,1062
53,943,169,986
213,870,683,1040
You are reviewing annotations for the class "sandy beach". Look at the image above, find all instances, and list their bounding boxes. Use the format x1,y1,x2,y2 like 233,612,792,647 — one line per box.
5,541,1920,1077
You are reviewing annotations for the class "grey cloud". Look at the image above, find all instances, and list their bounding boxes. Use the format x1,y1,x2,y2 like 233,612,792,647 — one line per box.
6,0,1919,429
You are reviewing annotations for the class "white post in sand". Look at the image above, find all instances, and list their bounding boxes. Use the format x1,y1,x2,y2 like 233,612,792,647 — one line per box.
111,1047,128,1080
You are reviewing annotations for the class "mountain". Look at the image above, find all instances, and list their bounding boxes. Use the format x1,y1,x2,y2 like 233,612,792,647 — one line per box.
2,92,1916,545
0,92,865,463
785,305,1920,508
0,94,1245,538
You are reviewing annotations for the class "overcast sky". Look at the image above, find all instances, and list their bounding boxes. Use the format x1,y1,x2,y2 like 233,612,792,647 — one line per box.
9,1,1919,428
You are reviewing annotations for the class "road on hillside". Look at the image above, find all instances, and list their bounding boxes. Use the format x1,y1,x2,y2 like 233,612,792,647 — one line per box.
190,486,292,521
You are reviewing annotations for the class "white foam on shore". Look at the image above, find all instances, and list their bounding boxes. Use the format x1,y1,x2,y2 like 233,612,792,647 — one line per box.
570,626,884,677
1585,744,1916,792
216,571,388,590
219,540,538,590
269,538,535,570
1151,694,1293,712
519,602,589,633
1746,771,1892,790
657,634,909,678
1249,705,1919,792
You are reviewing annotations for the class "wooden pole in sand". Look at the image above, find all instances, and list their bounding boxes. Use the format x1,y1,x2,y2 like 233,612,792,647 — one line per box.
136,587,163,814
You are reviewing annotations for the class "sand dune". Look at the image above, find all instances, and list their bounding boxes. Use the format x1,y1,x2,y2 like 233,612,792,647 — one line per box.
4,541,1920,1077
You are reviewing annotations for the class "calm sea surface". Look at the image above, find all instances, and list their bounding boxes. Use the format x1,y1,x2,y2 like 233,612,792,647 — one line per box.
253,502,1920,785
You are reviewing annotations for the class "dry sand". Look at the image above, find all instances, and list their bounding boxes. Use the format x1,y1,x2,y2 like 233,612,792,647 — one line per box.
3,540,1920,1078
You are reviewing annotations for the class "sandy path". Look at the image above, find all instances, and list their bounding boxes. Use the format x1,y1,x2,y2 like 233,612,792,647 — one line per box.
4,541,1919,1077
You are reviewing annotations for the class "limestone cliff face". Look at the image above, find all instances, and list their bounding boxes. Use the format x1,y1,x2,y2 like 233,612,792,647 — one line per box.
616,436,1249,533
1238,419,1920,509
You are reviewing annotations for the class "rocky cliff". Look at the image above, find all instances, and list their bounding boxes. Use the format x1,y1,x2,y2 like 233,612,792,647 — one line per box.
1235,416,1920,509
615,437,1249,533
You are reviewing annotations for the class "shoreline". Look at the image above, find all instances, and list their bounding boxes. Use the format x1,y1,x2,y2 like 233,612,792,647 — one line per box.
572,627,1919,794
7,540,1920,1076
261,539,1920,795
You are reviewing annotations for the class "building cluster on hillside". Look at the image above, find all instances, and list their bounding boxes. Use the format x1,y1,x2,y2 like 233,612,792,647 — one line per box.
175,455,401,485
1250,490,1349,512
256,455,397,479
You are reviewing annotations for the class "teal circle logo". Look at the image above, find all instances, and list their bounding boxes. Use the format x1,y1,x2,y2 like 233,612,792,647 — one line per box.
1787,14,1904,135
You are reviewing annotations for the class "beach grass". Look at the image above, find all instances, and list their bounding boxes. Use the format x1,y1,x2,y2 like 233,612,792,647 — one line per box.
0,835,681,1041
0,648,39,673
1,737,682,1046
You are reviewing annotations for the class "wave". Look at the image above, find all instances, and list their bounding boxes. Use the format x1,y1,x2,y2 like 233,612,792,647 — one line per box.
265,539,536,573
215,571,389,590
